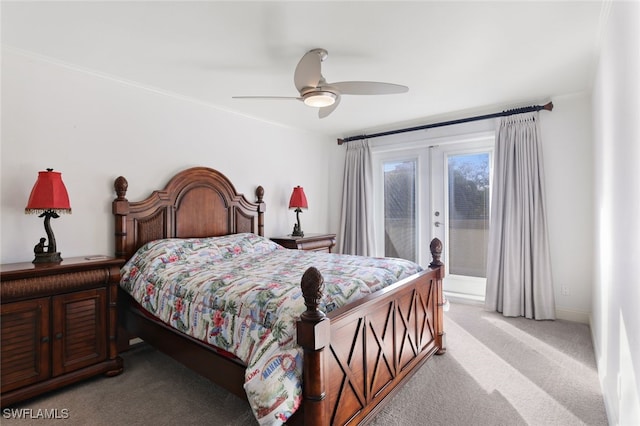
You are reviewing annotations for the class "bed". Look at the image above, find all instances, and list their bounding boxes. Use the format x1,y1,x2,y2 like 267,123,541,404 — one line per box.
113,166,446,426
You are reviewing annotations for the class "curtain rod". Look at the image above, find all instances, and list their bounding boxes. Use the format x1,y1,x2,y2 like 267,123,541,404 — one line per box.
337,101,554,145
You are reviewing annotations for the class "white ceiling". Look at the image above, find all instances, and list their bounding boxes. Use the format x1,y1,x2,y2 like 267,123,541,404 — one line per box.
1,1,606,140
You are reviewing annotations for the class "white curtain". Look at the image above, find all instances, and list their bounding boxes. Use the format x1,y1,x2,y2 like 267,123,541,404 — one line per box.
485,112,556,319
338,140,374,256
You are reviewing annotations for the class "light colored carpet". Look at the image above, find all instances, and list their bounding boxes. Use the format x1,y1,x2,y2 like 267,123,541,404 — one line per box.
2,302,608,425
370,302,608,426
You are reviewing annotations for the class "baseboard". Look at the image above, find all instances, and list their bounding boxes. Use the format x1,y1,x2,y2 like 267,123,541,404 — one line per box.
445,291,590,324
590,314,616,426
129,337,144,345
555,307,590,324
444,291,484,305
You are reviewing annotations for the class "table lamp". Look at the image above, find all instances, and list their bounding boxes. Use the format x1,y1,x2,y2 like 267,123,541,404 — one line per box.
25,168,71,263
289,186,308,237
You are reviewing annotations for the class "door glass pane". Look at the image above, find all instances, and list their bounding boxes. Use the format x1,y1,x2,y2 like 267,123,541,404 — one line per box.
384,160,416,262
448,153,490,277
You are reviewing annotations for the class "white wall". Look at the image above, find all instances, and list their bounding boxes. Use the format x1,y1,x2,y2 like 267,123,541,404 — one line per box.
540,92,594,322
0,49,342,264
591,1,640,425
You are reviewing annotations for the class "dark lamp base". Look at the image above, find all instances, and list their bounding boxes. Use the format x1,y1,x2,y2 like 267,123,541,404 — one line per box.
33,252,63,264
291,222,304,237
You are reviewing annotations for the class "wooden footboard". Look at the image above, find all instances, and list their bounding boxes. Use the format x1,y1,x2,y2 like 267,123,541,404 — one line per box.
293,239,446,425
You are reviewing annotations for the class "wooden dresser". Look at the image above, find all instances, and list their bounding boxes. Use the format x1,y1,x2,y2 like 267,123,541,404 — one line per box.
271,233,337,253
0,256,124,407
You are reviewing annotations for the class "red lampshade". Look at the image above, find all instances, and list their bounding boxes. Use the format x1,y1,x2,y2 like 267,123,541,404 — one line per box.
25,169,72,214
289,186,308,209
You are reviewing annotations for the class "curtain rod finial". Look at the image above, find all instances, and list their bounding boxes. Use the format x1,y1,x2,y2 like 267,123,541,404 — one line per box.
337,138,344,145
543,101,554,112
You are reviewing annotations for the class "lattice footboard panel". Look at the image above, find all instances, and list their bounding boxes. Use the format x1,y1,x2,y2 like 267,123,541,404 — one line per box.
325,272,440,425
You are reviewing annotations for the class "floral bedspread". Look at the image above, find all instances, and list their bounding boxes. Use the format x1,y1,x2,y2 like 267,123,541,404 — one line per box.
120,233,422,425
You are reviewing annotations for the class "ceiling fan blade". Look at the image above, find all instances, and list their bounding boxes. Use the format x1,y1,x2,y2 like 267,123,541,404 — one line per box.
294,49,323,92
319,95,341,119
232,96,302,101
331,81,408,95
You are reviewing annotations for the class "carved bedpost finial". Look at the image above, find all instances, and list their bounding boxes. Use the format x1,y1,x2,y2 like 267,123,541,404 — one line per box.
255,185,264,203
114,176,129,200
429,237,443,268
300,267,325,321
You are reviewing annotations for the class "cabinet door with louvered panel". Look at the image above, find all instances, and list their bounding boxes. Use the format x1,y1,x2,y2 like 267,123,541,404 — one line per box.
0,297,51,393
51,288,107,376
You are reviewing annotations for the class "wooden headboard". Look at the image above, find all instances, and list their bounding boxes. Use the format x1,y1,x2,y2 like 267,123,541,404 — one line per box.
112,167,265,260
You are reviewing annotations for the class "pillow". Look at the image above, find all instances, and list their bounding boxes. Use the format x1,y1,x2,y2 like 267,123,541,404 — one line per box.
208,233,282,259
121,233,282,286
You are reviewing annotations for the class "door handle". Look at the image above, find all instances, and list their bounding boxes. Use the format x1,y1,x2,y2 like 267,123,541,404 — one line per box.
434,221,445,227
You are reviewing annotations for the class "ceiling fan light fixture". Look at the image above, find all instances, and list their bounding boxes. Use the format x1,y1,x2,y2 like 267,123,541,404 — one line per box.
234,48,407,118
303,91,336,108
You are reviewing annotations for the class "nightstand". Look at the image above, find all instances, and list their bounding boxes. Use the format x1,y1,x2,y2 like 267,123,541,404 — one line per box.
0,256,124,407
271,233,337,253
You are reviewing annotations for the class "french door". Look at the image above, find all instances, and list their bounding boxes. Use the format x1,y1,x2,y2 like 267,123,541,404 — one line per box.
373,133,494,301
430,139,493,300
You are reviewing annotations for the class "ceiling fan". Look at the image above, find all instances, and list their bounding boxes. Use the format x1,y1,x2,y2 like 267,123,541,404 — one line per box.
232,48,409,118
